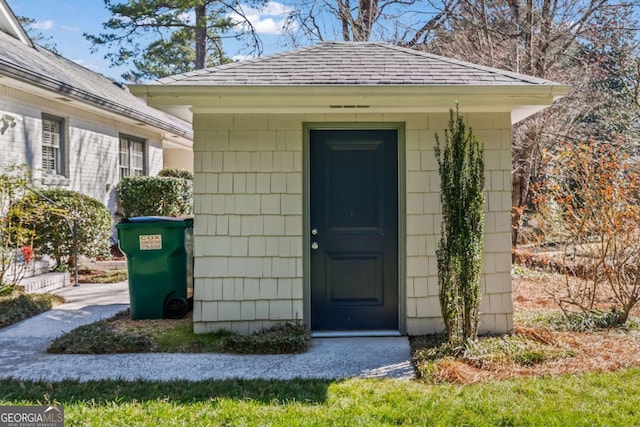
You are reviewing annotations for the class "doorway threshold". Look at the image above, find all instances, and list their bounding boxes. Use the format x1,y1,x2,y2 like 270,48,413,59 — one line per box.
311,330,402,338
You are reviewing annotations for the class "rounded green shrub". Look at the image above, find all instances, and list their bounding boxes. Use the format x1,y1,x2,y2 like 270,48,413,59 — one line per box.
157,168,194,180
117,175,193,217
11,189,111,267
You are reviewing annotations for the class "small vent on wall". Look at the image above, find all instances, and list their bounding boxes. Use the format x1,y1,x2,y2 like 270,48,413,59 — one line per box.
329,105,370,109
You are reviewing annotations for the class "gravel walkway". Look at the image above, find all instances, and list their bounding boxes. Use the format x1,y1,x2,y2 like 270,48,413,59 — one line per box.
0,282,414,382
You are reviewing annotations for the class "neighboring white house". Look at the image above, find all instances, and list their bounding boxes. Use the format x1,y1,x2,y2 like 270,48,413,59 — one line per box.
0,0,193,214
133,42,568,336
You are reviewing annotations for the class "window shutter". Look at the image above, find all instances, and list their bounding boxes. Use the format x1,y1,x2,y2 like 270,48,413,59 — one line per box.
42,117,62,172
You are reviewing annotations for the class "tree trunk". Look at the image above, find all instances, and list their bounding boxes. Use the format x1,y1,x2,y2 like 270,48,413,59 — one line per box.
337,0,352,41
354,0,377,41
511,177,525,248
511,122,541,248
337,0,378,42
195,4,206,70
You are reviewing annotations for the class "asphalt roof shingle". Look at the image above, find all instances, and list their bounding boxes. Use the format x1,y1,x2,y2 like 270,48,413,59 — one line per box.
156,41,556,87
0,30,192,138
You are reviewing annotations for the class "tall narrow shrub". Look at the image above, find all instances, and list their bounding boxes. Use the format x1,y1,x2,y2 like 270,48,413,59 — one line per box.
435,106,485,346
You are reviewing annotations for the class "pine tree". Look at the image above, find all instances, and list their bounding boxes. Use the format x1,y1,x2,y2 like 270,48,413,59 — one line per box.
85,0,266,81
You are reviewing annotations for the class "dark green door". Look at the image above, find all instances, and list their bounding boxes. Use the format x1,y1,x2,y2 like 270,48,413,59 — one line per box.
310,129,398,331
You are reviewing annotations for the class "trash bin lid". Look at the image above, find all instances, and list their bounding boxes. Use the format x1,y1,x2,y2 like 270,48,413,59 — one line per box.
121,216,193,223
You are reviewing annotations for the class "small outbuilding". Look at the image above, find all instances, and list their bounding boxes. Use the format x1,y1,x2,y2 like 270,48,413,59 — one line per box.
132,42,568,336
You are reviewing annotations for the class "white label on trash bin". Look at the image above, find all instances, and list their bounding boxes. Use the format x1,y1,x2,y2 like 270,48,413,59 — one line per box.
139,234,162,250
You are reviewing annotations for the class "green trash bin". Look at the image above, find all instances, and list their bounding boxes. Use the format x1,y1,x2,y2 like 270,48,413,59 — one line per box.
116,216,193,320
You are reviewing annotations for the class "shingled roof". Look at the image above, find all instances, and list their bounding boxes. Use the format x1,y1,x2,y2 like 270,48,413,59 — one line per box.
0,26,192,139
156,41,556,87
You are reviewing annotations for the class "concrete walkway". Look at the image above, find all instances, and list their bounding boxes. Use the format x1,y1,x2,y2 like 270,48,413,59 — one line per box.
0,282,415,382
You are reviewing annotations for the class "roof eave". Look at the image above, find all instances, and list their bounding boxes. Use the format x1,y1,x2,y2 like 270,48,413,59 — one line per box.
0,61,193,139
131,83,570,124
132,83,570,97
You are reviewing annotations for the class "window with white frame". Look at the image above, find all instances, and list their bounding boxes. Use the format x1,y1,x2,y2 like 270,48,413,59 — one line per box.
42,114,65,176
119,135,145,179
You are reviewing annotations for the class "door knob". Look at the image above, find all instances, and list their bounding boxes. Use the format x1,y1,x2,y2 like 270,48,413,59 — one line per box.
311,242,319,250
311,228,318,235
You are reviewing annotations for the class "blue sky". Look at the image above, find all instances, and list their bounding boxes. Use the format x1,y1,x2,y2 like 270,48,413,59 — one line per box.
6,0,292,81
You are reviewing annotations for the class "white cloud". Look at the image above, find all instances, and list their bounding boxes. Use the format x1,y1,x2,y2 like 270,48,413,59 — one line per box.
178,11,195,25
232,54,255,62
72,59,104,72
229,1,295,35
30,20,54,30
261,1,294,16
253,17,284,35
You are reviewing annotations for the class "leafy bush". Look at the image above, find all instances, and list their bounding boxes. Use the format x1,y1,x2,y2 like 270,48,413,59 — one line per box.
515,308,638,332
158,168,193,180
534,142,640,325
47,315,310,354
77,269,128,284
221,323,310,354
0,290,64,329
48,320,155,354
435,106,485,346
551,310,635,332
117,175,192,217
560,310,630,331
0,165,38,289
11,189,111,267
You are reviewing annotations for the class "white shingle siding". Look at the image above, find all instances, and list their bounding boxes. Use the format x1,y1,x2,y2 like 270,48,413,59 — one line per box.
193,113,303,335
193,112,513,335
0,82,163,212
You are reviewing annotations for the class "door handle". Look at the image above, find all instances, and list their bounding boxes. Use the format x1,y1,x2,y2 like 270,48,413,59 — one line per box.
311,228,318,235
311,242,319,250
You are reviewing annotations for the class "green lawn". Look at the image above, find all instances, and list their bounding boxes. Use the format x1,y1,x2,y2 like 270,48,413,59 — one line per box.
2,368,639,426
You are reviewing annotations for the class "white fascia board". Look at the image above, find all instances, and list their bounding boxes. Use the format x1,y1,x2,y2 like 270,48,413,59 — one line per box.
131,84,570,122
0,0,34,47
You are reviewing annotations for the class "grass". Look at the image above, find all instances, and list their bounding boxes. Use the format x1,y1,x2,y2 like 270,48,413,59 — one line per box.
6,263,640,424
222,323,310,354
47,310,310,354
411,332,575,382
0,267,123,329
0,288,64,329
2,369,640,426
512,263,559,280
47,320,156,354
77,269,127,284
515,308,639,332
